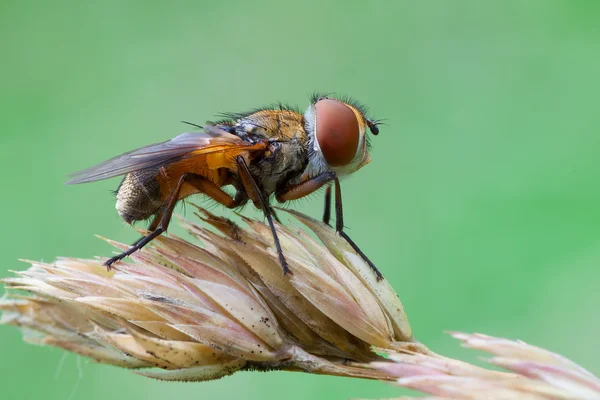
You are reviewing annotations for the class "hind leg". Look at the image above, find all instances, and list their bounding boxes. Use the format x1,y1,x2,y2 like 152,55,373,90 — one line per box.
131,212,162,247
106,173,239,269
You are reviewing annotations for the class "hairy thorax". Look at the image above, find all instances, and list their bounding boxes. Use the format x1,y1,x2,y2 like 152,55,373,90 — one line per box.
248,139,308,196
226,109,310,197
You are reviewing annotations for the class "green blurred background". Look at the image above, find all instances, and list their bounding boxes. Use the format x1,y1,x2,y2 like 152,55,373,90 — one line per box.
2,1,599,399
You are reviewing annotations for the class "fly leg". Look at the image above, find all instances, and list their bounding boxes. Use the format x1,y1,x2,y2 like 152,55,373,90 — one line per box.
131,212,162,247
270,207,282,224
276,173,383,280
275,172,336,203
333,178,383,280
236,156,290,275
323,185,332,226
105,173,239,270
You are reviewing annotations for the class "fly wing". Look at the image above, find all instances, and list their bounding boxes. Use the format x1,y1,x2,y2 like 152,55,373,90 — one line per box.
66,126,259,184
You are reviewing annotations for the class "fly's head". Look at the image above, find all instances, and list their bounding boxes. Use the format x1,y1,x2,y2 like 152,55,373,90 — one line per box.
303,94,381,178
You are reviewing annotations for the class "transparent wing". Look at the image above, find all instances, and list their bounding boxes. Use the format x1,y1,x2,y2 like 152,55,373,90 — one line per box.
66,126,244,184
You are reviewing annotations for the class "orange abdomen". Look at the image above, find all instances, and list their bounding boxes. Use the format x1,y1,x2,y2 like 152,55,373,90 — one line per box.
116,143,264,223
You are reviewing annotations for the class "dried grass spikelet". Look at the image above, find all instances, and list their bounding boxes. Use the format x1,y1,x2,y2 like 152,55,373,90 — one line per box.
370,332,600,399
1,207,419,382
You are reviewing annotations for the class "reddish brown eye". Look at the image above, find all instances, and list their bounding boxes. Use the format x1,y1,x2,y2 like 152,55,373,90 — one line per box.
315,99,360,167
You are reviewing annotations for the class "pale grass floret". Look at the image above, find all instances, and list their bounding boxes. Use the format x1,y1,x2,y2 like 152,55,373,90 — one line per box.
370,332,600,399
2,207,598,400
1,207,414,381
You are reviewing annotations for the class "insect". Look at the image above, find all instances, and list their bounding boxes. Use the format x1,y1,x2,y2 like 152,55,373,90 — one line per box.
67,94,383,279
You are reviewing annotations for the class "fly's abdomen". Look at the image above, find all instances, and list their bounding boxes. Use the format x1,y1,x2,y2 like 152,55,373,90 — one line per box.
115,169,163,224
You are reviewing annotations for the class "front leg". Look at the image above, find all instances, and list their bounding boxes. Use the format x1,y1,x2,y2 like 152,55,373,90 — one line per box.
276,173,384,280
332,178,383,280
323,185,332,226
275,172,335,202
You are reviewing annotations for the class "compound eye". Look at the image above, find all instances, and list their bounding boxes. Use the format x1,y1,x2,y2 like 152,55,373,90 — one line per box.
315,99,360,167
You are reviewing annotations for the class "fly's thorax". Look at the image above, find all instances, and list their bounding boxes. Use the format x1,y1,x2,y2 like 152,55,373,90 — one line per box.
234,109,308,143
300,100,371,182
248,137,309,196
224,108,311,195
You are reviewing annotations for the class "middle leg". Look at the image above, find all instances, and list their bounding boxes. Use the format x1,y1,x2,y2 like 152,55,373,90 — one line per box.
236,156,290,275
